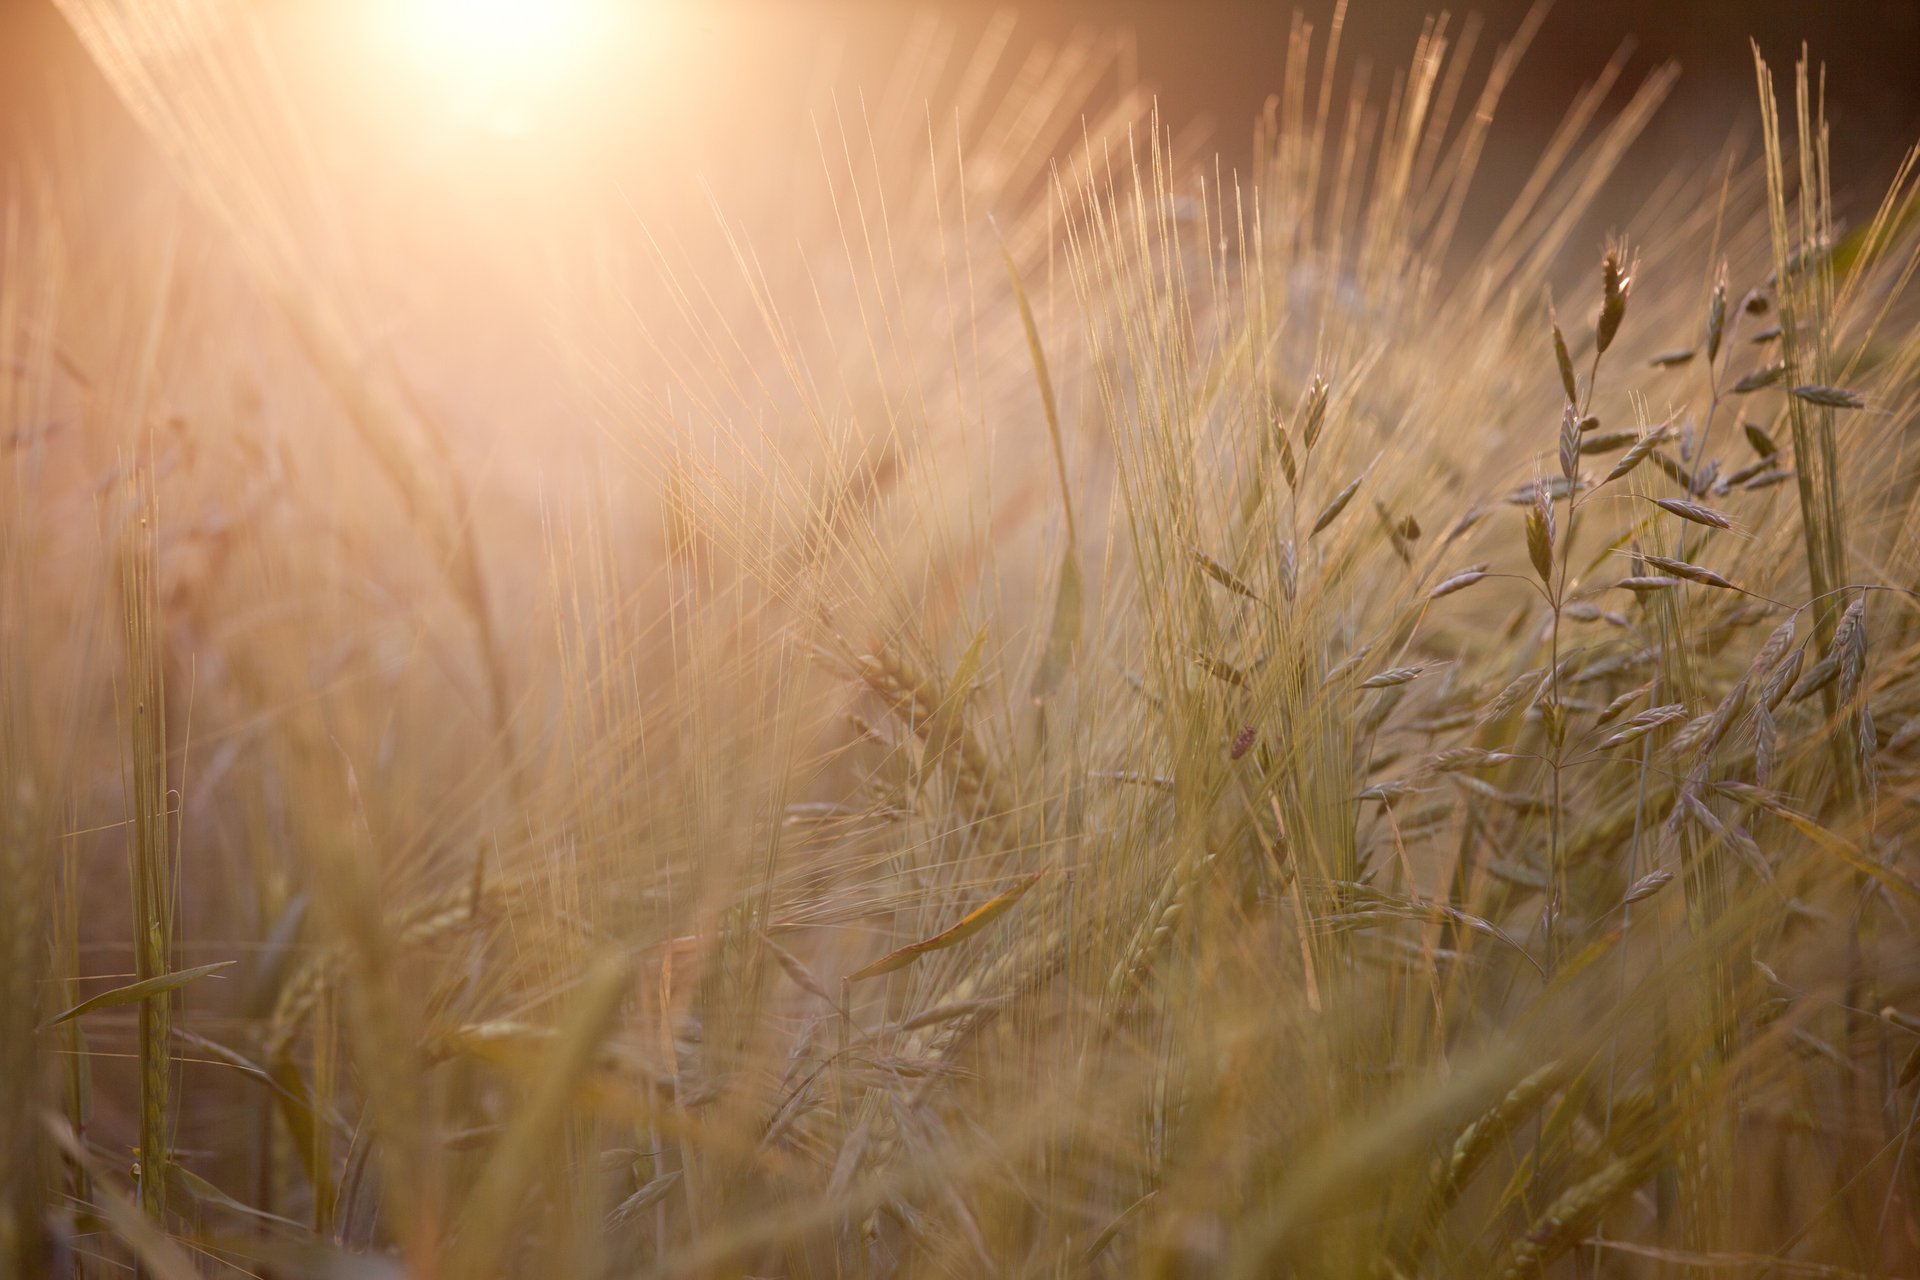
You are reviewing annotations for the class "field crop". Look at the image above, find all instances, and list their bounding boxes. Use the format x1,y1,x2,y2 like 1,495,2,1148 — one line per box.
4,2,1920,1275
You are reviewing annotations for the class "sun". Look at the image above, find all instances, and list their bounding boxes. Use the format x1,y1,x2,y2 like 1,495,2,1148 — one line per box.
373,0,610,134
405,0,589,71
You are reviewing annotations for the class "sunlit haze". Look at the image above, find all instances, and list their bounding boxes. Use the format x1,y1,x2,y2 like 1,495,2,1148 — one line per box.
3,1,1920,1275
370,0,615,136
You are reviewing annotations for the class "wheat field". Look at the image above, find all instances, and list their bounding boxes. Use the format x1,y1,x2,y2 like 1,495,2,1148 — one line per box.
4,1,1920,1276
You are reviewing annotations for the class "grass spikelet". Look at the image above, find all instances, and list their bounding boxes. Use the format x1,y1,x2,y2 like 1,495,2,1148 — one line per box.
1498,1154,1652,1278
1599,704,1690,749
1429,1061,1566,1220
1275,422,1299,490
1691,678,1751,764
1596,682,1652,725
1321,643,1378,688
1746,618,1797,681
1623,868,1675,905
1424,747,1517,773
1707,262,1729,362
1596,240,1635,356
1730,361,1790,393
1551,302,1578,404
1360,665,1429,691
1481,668,1550,725
1312,473,1364,538
1639,553,1739,591
1191,544,1263,601
1600,425,1673,485
1430,565,1492,599
1559,406,1582,483
1300,374,1330,453
1755,701,1780,785
1790,384,1867,410
1791,596,1865,704
1762,647,1805,709
1525,482,1555,585
1791,651,1841,704
1651,496,1735,530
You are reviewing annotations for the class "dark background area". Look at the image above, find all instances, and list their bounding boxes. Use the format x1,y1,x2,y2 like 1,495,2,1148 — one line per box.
1027,0,1920,183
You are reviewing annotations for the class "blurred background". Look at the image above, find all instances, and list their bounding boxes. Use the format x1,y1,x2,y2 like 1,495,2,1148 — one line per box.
5,0,1915,737
6,0,1919,199
5,0,1914,656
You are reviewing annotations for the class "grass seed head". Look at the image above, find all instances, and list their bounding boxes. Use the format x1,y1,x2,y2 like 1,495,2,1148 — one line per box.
1301,374,1330,452
1550,301,1578,404
1430,565,1491,600
1559,405,1582,483
1597,241,1635,355
1601,425,1672,485
1312,473,1364,538
1708,261,1729,362
1526,482,1555,585
1651,496,1734,530
1791,384,1867,410
1731,361,1790,394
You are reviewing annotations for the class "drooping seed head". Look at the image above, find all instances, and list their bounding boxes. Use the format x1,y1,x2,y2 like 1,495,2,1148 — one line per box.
1707,261,1728,362
1616,575,1683,593
1754,701,1778,787
1597,241,1634,356
1731,362,1789,394
1430,564,1491,600
1525,481,1554,586
1300,374,1330,452
1747,618,1797,679
1601,425,1672,485
1762,647,1803,709
1599,703,1689,749
1596,682,1651,725
1311,473,1363,538
1623,868,1674,905
1651,496,1733,530
1550,300,1577,404
1639,553,1737,591
1275,422,1298,489
1791,384,1867,411
1540,697,1567,751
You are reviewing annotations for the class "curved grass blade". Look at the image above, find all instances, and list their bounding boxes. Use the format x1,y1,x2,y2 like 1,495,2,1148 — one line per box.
845,870,1047,982
39,960,236,1031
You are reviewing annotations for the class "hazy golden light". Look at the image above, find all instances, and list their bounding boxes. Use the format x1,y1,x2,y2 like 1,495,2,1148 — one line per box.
375,0,608,135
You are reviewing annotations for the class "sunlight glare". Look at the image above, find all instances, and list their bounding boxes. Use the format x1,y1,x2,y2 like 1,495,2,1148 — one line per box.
377,0,609,136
